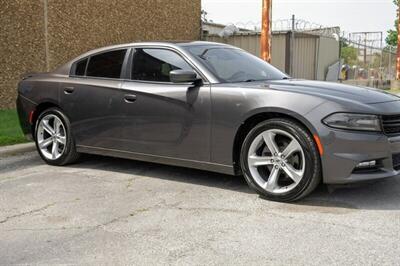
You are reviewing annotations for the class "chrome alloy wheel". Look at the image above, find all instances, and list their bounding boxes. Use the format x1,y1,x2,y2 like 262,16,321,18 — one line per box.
247,129,306,194
37,114,67,160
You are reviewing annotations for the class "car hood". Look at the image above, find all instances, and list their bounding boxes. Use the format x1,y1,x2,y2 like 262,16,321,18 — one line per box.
243,79,400,104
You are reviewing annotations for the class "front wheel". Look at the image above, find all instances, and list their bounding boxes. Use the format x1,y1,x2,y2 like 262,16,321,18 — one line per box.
240,118,321,202
35,108,80,166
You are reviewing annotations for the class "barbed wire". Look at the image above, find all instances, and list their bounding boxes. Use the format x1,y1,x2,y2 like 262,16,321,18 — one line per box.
205,18,389,50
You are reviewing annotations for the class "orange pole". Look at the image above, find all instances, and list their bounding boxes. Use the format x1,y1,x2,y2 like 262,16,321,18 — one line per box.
261,0,272,62
397,3,400,79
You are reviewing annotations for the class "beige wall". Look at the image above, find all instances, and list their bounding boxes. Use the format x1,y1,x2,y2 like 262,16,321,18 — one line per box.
316,36,340,80
0,0,201,109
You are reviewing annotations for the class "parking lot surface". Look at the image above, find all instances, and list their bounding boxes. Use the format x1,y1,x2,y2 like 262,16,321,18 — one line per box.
1,151,399,265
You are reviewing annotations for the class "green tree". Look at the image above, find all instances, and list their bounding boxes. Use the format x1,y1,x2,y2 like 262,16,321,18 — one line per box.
386,0,399,46
341,46,358,65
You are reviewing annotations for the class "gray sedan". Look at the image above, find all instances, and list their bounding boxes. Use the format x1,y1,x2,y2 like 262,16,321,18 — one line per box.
17,41,400,202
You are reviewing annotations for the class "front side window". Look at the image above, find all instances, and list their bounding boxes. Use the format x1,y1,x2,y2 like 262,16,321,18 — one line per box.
184,46,288,83
131,48,193,82
86,49,127,79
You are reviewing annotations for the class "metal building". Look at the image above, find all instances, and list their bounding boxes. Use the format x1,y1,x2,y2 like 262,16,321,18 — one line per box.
205,31,340,81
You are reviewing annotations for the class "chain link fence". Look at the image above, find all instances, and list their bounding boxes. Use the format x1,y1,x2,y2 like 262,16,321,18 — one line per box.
340,38,396,82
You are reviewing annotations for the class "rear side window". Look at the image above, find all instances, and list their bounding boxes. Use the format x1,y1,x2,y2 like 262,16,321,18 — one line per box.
131,48,193,82
86,49,127,78
74,58,87,76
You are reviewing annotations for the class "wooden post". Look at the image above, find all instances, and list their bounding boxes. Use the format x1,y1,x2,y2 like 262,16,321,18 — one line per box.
261,0,272,62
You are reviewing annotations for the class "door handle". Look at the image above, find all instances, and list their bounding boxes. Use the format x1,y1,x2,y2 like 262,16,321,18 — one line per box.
124,94,137,103
64,87,75,94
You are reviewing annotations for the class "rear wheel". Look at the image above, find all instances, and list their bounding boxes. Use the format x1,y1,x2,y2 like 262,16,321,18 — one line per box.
240,118,321,202
35,108,80,166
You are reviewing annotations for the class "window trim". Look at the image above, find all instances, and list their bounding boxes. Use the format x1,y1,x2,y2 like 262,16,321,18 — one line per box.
68,45,210,84
128,46,209,85
70,58,88,77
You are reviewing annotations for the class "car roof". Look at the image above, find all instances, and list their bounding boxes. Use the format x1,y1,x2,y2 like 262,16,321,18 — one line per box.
53,41,232,75
85,41,229,52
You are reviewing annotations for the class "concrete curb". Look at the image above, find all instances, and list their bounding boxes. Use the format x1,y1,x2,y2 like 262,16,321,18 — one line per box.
0,142,36,158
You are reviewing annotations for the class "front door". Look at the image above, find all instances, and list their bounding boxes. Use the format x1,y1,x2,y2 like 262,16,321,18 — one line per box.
117,48,211,162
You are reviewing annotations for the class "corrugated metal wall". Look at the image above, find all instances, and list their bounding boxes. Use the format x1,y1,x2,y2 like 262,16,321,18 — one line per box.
205,34,260,56
205,33,286,73
271,34,287,72
204,32,339,81
293,35,317,80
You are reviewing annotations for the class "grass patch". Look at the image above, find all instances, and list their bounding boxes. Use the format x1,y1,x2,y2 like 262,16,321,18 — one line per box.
0,109,29,146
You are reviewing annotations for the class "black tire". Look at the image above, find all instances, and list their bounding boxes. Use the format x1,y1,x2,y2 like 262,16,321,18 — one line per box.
34,107,80,166
240,118,321,202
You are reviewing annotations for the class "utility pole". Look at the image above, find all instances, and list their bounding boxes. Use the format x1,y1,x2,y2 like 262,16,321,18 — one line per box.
260,0,272,62
397,1,400,79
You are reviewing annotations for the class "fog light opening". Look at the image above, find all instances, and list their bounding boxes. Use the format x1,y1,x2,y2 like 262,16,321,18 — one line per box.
352,160,382,174
356,160,377,169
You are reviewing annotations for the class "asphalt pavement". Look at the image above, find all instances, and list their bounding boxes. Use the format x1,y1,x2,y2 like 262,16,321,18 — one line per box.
0,151,399,265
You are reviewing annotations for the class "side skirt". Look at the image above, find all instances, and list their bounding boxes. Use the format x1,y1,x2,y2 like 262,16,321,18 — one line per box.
76,145,235,176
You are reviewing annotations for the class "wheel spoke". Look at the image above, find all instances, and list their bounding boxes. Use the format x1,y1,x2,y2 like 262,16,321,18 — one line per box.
51,141,59,159
248,155,274,167
262,131,279,155
54,118,61,134
282,164,303,184
265,167,280,191
39,138,53,149
57,135,66,145
42,120,55,135
282,140,301,158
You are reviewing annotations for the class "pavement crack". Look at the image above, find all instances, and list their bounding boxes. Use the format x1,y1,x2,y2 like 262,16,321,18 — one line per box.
0,203,55,224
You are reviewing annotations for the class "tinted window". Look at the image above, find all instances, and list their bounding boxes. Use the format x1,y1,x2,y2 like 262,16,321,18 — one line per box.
184,46,287,83
131,48,193,82
74,58,87,76
86,49,127,78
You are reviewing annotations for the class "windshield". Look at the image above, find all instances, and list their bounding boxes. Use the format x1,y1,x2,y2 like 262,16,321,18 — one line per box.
184,46,288,83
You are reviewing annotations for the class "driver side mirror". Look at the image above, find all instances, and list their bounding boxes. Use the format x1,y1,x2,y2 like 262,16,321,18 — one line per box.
170,70,201,84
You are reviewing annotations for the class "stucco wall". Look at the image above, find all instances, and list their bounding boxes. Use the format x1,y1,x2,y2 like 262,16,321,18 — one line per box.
0,0,201,109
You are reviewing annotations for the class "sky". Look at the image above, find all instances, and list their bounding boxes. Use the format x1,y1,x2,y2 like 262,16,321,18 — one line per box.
202,0,397,41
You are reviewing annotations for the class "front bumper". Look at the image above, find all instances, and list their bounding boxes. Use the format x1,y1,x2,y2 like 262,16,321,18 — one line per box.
319,127,400,184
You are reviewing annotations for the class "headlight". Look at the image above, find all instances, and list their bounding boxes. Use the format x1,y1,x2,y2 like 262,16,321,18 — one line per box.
322,113,381,132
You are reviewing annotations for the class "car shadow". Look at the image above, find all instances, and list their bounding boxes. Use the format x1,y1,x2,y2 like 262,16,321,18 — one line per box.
72,154,252,194
69,154,400,211
298,178,400,211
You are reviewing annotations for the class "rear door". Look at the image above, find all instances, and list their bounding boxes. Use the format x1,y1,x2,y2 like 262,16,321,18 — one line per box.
117,47,212,162
60,49,129,148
